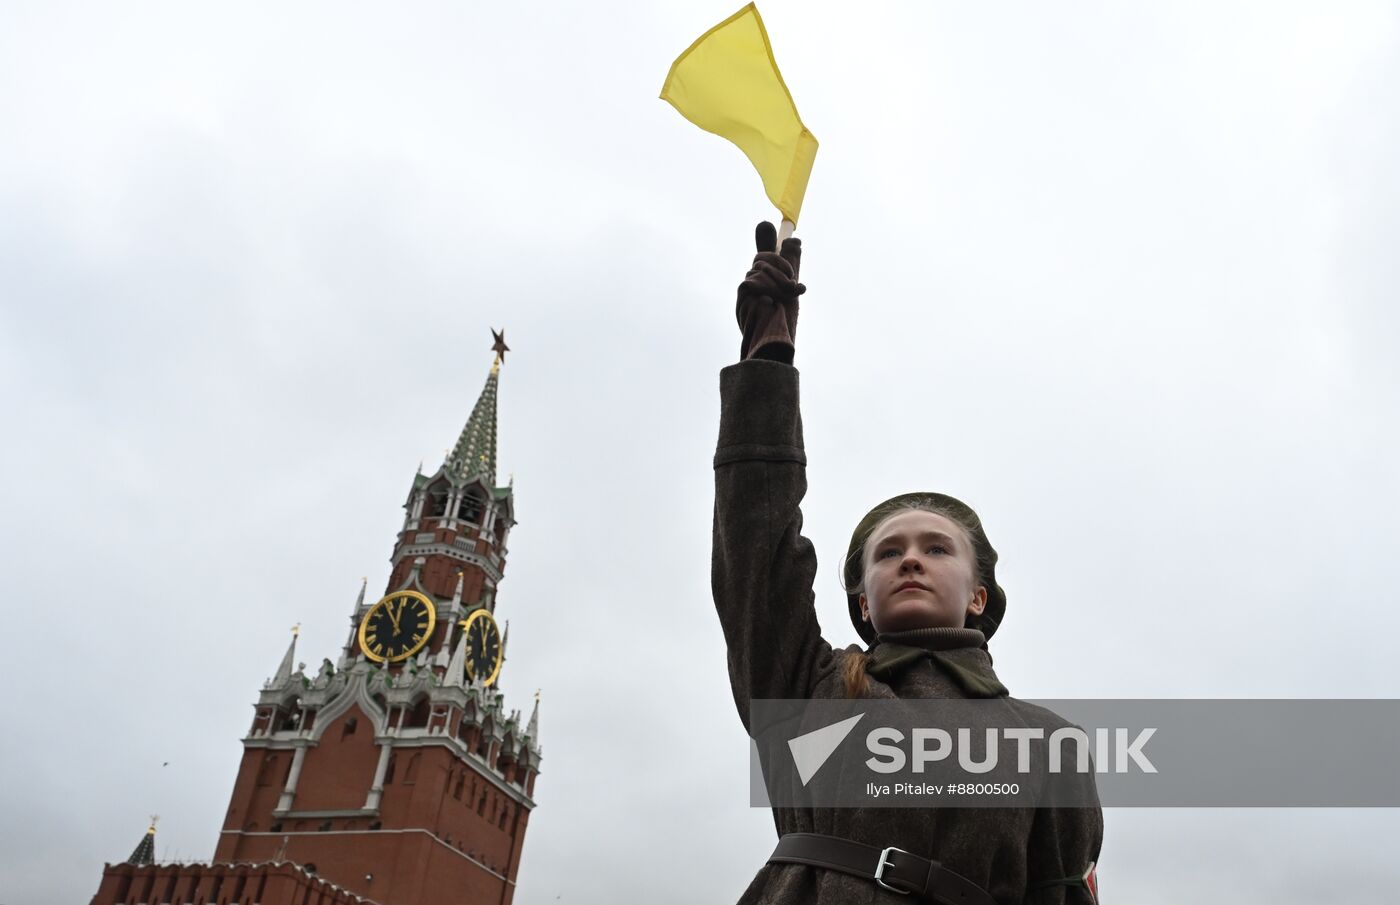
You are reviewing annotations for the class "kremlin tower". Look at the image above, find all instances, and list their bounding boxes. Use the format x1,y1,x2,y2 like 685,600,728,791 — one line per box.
91,331,542,905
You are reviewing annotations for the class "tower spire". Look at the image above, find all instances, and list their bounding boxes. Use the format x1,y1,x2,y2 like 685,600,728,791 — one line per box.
444,330,507,485
127,816,157,865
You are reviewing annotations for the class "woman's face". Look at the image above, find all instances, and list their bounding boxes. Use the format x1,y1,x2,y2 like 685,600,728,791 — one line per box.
859,509,987,635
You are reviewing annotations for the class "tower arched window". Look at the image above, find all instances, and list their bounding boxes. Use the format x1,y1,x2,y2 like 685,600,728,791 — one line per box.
423,480,450,519
275,697,303,733
404,695,431,730
457,491,484,524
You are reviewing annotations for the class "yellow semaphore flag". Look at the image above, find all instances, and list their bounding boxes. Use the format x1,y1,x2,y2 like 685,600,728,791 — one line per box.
661,3,818,225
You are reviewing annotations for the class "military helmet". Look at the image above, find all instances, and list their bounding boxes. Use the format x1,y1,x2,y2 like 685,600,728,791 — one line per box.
843,492,1006,645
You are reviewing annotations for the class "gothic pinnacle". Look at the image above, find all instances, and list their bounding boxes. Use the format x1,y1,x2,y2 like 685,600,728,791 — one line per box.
525,690,540,744
273,628,298,686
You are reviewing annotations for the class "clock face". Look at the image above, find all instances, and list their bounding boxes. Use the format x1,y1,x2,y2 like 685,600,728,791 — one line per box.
460,609,503,686
358,591,437,663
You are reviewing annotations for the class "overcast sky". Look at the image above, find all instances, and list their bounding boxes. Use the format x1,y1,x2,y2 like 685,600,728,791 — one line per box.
3,1,1399,903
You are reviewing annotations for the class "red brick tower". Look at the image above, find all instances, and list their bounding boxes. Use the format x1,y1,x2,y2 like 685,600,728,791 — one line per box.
92,334,543,905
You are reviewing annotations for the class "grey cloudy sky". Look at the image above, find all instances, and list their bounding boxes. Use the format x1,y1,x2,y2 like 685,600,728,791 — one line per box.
3,1,1399,902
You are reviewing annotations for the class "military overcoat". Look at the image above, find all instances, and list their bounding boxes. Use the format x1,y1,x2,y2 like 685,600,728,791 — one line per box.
711,359,1104,905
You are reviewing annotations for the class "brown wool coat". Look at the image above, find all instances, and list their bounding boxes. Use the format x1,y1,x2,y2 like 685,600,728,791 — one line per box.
711,359,1104,905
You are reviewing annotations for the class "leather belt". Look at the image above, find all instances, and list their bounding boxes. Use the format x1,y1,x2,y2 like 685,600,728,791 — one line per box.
767,832,995,905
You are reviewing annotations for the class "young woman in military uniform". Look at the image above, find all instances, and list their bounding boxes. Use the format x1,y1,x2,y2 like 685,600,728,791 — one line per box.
711,222,1104,904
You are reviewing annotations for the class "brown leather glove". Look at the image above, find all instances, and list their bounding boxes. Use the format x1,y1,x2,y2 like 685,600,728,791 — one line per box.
737,221,805,363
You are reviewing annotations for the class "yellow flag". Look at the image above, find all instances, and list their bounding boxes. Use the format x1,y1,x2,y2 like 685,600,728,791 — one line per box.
661,3,818,225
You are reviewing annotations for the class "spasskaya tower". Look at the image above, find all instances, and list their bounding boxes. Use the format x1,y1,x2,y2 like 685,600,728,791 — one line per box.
91,331,543,905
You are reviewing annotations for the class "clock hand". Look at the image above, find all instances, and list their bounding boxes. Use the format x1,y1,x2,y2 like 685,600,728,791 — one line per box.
388,602,402,634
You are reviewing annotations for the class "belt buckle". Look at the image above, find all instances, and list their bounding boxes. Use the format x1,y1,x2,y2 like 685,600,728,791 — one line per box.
874,846,915,895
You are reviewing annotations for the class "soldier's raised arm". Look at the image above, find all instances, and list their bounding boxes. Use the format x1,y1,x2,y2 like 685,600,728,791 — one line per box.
711,222,841,731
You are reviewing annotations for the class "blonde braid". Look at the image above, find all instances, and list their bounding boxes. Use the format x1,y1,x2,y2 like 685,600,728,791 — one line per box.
842,650,871,699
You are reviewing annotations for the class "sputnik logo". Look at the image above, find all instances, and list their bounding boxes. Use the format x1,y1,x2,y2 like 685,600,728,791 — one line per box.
787,713,866,785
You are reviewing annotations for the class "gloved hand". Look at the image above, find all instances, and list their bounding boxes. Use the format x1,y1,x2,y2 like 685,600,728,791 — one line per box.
736,221,805,363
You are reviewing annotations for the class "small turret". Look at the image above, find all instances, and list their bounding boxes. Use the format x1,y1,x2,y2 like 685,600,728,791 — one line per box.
270,626,298,686
126,817,157,866
444,631,468,688
525,690,540,746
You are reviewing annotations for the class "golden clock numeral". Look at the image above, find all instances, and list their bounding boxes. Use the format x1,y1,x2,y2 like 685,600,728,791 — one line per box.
412,633,423,643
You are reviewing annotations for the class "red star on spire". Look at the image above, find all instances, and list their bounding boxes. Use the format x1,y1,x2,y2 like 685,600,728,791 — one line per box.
491,328,509,366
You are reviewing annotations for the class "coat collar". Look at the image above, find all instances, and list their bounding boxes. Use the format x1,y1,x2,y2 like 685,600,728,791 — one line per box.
866,627,1009,698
